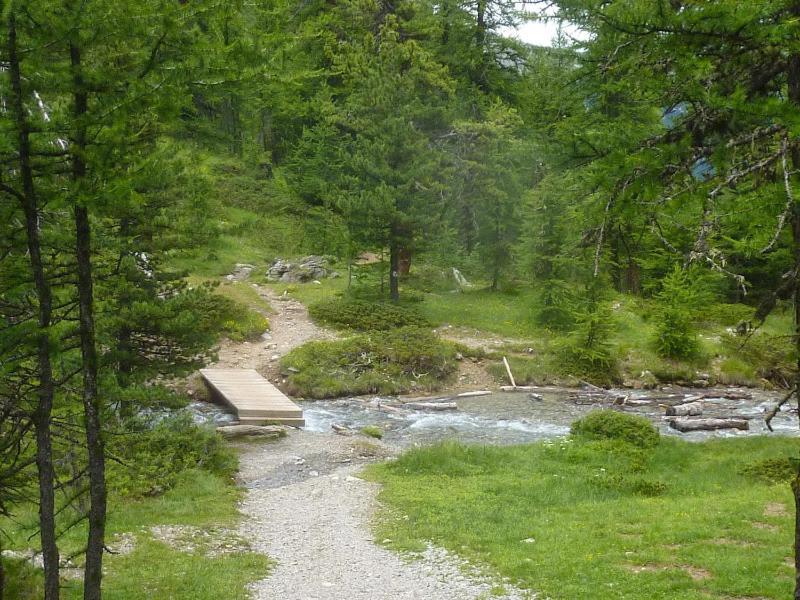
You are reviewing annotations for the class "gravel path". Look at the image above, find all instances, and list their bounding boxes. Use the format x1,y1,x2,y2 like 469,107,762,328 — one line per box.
219,282,533,599
236,430,533,600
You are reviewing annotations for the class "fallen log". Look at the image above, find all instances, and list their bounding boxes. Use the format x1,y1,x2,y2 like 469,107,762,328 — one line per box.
500,385,540,392
668,418,748,433
216,425,287,440
621,398,651,407
699,391,752,401
665,401,704,417
456,390,492,397
400,395,450,403
405,402,458,411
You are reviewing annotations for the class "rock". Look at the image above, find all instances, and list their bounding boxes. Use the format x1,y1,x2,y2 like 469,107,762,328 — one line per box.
665,401,704,417
692,379,710,388
331,423,353,435
638,370,658,390
266,256,334,283
529,393,544,401
226,263,256,281
215,425,287,440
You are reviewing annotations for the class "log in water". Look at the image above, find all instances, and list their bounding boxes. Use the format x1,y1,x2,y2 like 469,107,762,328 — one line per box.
668,418,748,432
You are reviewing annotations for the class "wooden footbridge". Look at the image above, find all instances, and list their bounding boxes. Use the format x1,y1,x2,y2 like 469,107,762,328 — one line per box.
200,368,304,427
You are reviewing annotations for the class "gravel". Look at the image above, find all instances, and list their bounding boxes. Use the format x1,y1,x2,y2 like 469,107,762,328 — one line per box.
237,430,534,600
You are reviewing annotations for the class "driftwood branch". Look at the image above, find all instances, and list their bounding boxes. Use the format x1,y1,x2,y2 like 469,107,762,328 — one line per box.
762,137,794,253
765,387,796,432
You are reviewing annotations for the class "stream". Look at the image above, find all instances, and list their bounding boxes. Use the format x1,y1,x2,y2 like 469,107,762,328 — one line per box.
190,386,799,446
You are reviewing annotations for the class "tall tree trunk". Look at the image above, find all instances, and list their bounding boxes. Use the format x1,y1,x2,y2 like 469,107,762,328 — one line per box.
787,18,800,596
474,0,488,88
7,13,61,599
69,40,107,600
389,226,400,302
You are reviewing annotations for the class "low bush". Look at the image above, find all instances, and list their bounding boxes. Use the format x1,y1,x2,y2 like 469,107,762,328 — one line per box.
280,326,459,398
653,266,702,360
722,332,795,386
308,297,430,331
108,413,238,497
594,473,668,496
739,457,796,483
360,425,384,439
718,357,758,386
217,298,269,341
570,410,660,448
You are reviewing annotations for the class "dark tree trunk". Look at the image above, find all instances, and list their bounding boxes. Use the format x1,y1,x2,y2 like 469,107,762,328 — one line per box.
389,237,400,302
70,40,107,600
398,247,412,276
787,17,800,596
7,13,60,599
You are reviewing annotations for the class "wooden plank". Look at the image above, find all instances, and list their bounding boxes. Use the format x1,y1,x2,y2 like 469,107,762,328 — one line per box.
200,368,304,426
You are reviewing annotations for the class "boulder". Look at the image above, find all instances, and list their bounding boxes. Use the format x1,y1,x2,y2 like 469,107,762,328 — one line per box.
226,263,256,281
215,425,287,440
267,256,334,283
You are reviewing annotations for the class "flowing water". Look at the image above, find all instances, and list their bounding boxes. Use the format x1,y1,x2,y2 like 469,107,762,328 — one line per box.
299,386,799,446
188,386,799,446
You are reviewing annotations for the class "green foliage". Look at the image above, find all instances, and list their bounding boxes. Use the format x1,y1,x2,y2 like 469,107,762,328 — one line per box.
308,298,430,331
108,414,237,497
722,330,795,387
0,557,42,599
571,410,660,449
210,293,270,342
535,280,576,332
594,473,668,497
739,457,796,484
281,327,459,398
559,295,619,385
360,426,384,440
653,266,704,360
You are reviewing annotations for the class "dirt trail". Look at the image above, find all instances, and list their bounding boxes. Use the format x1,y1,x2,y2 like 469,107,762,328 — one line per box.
220,283,532,599
209,285,337,381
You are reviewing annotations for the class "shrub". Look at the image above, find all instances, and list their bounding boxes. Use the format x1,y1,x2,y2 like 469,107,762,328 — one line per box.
595,473,668,496
558,299,620,385
360,425,384,439
535,280,576,332
281,326,459,398
739,457,796,483
722,332,795,386
653,266,701,360
108,413,238,497
308,298,430,331
571,410,660,448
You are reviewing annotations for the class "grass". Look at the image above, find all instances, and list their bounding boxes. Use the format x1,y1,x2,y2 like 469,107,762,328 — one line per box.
419,288,541,339
2,469,270,599
366,435,799,599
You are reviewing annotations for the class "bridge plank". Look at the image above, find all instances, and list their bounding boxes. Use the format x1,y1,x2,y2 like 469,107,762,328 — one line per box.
200,368,304,426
